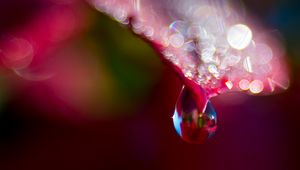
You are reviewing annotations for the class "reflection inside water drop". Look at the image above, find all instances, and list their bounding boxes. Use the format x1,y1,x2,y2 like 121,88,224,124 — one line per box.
173,86,217,144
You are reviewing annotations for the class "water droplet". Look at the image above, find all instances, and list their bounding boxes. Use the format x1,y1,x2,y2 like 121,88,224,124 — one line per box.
173,86,217,144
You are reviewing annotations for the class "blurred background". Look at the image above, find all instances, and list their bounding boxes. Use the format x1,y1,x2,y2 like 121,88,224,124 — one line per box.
0,0,299,169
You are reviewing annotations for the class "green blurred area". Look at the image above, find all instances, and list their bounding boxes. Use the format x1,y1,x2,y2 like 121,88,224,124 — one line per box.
73,9,164,115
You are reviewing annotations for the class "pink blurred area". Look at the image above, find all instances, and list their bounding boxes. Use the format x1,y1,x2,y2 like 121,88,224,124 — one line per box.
0,0,109,121
0,0,299,170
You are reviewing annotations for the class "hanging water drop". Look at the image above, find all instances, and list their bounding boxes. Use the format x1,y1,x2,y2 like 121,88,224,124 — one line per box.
173,86,217,144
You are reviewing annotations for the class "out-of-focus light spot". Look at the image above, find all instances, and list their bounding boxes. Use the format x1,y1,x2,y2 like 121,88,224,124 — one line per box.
144,26,154,38
201,46,216,63
169,33,185,48
208,64,219,74
198,27,210,40
169,21,186,34
183,40,195,52
0,37,33,70
132,19,144,34
243,56,253,72
160,27,170,47
220,54,240,69
239,79,250,90
226,54,241,66
93,0,110,12
249,80,264,94
184,70,193,78
225,80,233,89
268,78,289,91
255,43,273,64
257,64,272,75
268,78,276,92
113,9,128,24
206,16,226,35
227,24,252,50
